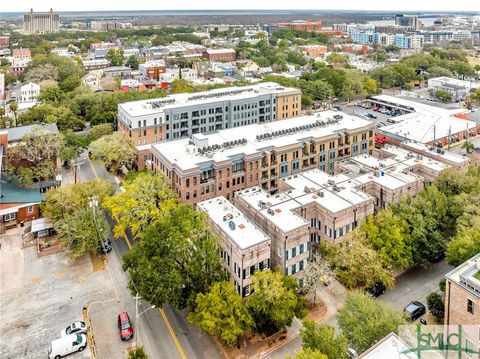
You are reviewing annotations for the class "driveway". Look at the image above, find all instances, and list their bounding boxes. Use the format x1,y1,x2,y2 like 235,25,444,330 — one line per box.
380,260,453,311
0,229,116,359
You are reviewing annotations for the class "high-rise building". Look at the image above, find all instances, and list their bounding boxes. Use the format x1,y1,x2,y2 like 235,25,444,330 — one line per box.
394,14,421,30
23,9,60,35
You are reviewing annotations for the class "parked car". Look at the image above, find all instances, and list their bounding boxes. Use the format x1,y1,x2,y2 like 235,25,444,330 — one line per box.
404,301,426,321
99,239,112,254
365,282,386,297
347,348,358,358
48,333,87,359
118,312,133,341
367,113,377,119
60,321,86,337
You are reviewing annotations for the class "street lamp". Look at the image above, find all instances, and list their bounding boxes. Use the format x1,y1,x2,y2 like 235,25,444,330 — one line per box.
134,293,155,348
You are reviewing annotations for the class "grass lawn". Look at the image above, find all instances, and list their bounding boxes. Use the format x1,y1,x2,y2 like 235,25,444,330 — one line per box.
468,57,480,67
474,271,480,281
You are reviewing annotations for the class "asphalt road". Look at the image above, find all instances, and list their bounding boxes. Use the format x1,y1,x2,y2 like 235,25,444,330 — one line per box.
77,154,222,359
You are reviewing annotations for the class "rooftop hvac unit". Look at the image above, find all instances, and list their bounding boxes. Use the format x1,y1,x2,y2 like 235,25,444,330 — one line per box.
327,180,335,185
317,191,324,197
258,200,267,209
374,171,380,177
229,220,236,230
304,186,311,193
223,215,228,222
333,185,341,192
359,168,367,174
267,209,275,216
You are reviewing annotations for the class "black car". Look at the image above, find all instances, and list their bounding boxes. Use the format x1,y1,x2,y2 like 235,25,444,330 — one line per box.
365,282,386,297
404,301,426,321
99,239,112,254
367,113,377,119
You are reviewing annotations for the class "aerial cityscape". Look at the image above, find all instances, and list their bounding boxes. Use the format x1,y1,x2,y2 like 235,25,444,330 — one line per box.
1,2,480,359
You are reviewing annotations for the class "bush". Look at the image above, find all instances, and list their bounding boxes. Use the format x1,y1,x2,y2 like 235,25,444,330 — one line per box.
426,292,445,322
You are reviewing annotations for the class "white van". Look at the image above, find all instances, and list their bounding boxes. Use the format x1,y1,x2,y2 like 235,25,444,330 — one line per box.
48,333,87,359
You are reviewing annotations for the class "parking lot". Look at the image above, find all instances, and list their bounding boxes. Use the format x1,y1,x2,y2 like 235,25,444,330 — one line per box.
0,228,117,359
340,103,401,129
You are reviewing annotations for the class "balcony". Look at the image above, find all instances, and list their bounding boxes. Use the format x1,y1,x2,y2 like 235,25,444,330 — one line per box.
261,162,269,169
200,177,215,184
261,176,269,182
270,161,278,168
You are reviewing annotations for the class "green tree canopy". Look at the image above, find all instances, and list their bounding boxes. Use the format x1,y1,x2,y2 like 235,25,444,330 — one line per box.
88,132,136,173
361,209,413,270
337,291,403,353
246,270,305,334
122,204,225,309
188,281,254,347
446,227,480,266
103,171,179,239
300,320,349,359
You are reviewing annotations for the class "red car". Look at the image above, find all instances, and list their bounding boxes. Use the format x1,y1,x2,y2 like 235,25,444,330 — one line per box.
117,312,133,341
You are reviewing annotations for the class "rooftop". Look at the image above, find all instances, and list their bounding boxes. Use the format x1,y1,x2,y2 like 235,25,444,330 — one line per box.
6,123,59,142
234,187,309,233
151,111,372,171
0,180,45,205
359,332,416,359
373,94,475,144
445,252,480,299
197,196,271,250
119,82,299,117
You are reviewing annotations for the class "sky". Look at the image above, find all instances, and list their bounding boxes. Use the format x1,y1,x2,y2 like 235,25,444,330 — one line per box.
1,0,479,12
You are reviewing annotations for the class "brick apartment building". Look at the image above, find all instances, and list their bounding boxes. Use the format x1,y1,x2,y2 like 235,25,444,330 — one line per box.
445,253,480,326
149,111,376,204
275,20,323,33
202,48,236,62
117,82,301,167
138,60,167,80
198,196,272,297
0,36,10,48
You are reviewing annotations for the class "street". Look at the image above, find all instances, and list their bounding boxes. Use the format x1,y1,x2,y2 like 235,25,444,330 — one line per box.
74,153,222,359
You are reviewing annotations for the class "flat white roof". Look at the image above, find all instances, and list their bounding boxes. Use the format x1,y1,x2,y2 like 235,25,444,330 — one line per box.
198,196,270,250
235,187,309,233
119,82,299,117
359,333,416,359
373,94,475,144
152,111,372,171
401,141,469,165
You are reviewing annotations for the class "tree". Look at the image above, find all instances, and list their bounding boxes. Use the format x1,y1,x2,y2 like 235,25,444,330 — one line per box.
9,101,18,126
337,291,403,353
4,130,65,184
446,227,480,266
87,123,114,142
89,132,136,173
105,48,124,66
122,205,225,309
42,180,114,222
59,75,81,92
300,320,349,359
290,349,328,359
426,292,445,322
126,55,139,70
321,232,394,289
434,90,453,102
361,209,413,270
18,104,84,131
127,346,148,359
57,206,110,259
246,270,304,334
103,171,179,239
38,85,66,105
301,253,333,305
188,281,254,347
462,140,475,154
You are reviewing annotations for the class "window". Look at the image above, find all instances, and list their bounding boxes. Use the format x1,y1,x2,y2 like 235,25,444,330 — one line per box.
186,178,190,188
467,299,475,315
4,212,16,221
27,205,34,213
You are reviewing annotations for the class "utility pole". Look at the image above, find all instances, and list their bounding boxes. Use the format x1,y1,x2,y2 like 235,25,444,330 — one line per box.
134,292,155,349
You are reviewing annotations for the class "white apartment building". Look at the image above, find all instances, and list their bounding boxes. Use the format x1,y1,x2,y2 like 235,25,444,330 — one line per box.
20,82,40,104
118,82,301,144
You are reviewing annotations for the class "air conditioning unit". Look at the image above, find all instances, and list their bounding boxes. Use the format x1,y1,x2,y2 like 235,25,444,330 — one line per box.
304,186,311,193
316,191,324,197
229,220,236,230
